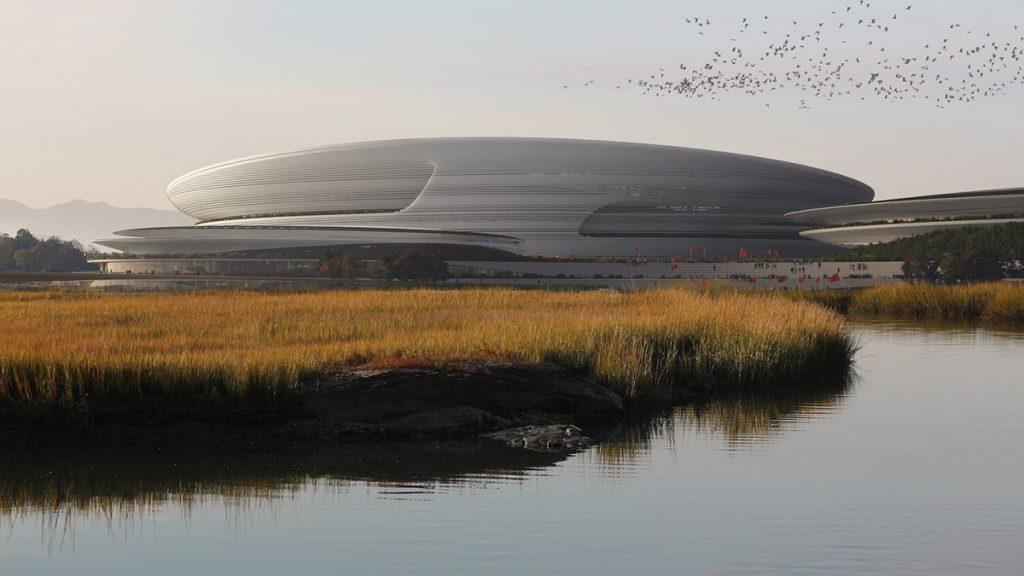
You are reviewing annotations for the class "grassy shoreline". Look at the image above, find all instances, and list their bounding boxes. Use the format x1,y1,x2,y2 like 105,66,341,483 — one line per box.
788,282,1024,322
0,288,852,411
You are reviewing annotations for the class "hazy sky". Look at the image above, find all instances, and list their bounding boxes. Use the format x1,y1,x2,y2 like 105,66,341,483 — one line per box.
2,0,1023,209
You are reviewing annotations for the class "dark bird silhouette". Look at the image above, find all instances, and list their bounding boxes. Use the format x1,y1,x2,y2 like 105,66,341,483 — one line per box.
599,3,1022,110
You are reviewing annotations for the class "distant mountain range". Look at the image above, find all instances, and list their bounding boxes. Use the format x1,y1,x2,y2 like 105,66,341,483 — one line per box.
0,199,193,249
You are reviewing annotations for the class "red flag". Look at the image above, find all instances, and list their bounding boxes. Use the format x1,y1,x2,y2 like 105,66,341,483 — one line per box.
777,275,787,284
829,273,841,283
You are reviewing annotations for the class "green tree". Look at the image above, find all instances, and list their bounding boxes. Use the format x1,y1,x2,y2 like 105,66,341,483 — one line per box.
1,229,88,272
825,223,1024,279
317,254,362,279
938,249,1003,283
901,249,938,282
381,250,449,280
0,234,14,270
13,229,37,250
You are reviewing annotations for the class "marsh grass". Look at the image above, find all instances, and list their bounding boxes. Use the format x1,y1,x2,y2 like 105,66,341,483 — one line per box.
0,288,852,406
847,282,1024,322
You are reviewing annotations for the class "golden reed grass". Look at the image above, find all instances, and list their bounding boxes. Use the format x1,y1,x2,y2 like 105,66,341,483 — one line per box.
0,288,852,405
847,282,1024,322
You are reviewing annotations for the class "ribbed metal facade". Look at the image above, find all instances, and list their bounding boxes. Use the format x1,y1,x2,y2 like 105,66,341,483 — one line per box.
101,138,874,257
787,188,1024,226
799,218,1024,247
789,189,1024,247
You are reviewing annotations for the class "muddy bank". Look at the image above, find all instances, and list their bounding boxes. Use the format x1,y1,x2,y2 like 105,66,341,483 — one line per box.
0,364,624,450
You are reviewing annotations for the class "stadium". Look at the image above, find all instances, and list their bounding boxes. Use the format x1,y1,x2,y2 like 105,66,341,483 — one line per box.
97,137,875,259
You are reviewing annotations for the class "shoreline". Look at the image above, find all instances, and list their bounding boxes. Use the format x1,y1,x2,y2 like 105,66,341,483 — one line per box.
0,364,628,450
0,362,854,450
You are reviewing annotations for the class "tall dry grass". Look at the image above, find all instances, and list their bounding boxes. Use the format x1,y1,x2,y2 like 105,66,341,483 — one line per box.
0,288,852,406
848,282,1024,322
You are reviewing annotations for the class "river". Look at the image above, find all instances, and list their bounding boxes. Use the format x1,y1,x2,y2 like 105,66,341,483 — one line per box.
1,321,1022,575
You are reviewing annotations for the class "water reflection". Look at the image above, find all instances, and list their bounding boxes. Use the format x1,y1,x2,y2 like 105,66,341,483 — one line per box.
589,377,852,475
676,378,852,448
0,441,573,553
0,378,856,549
851,317,1024,342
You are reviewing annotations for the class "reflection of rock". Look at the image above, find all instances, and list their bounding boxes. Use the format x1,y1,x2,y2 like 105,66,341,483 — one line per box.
0,440,578,523
482,424,592,452
298,363,624,441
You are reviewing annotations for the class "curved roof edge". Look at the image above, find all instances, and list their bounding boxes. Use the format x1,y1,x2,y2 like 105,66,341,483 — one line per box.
799,217,1024,247
96,225,525,256
167,136,873,195
786,188,1024,223
870,187,1024,204
108,225,522,242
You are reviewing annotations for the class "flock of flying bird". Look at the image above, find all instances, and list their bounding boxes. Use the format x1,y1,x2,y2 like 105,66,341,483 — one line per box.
572,2,1024,108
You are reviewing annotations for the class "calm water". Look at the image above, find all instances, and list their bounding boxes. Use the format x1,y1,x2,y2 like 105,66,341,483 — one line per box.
2,322,1022,575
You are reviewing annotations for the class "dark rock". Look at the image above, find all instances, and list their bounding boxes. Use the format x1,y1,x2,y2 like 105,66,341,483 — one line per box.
482,424,592,452
387,406,513,433
0,363,625,449
298,363,624,441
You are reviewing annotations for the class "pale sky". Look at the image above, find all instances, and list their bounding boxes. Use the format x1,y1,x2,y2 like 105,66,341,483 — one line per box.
1,0,1023,210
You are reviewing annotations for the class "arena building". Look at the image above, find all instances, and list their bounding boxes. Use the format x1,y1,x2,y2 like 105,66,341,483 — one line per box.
788,188,1024,247
97,138,874,259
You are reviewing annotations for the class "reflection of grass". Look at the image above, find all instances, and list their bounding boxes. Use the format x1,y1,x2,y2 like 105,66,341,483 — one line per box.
0,288,851,405
0,442,569,551
676,385,849,443
595,377,852,466
0,443,559,518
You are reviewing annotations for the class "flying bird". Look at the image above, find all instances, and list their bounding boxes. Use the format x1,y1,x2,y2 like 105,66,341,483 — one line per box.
598,3,1023,109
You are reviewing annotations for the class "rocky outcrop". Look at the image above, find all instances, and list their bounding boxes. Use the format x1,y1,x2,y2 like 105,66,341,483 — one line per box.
0,363,624,450
296,363,624,446
482,425,593,452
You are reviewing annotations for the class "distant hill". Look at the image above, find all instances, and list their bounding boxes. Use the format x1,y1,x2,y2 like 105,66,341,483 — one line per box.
0,199,193,249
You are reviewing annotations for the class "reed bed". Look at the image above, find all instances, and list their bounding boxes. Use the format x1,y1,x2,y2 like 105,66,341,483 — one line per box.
0,288,852,406
847,282,1024,322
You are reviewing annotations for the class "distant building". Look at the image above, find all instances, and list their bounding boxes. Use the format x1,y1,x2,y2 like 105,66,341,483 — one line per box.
97,138,874,259
788,188,1024,246
90,258,318,276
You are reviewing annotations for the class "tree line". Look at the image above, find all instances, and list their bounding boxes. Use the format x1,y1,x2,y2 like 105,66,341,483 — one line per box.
318,250,449,281
0,229,90,272
829,223,1024,282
